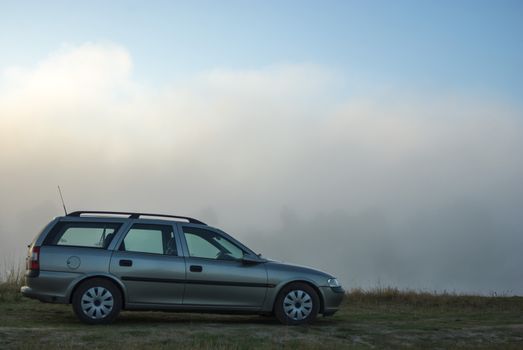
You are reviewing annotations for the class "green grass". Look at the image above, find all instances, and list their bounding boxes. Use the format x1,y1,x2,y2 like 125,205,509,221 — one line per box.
1,277,522,349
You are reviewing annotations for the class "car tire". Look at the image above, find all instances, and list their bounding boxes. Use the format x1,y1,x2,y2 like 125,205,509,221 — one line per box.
72,278,122,325
274,282,320,325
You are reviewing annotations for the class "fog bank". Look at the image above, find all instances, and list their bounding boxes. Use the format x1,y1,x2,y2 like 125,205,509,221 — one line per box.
1,43,522,294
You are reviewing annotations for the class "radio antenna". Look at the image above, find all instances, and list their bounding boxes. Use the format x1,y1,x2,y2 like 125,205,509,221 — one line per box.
57,185,68,215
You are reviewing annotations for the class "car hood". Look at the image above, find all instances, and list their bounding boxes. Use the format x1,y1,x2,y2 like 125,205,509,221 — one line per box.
264,258,334,280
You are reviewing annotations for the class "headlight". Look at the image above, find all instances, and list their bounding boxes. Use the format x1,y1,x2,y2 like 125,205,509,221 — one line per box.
327,278,340,287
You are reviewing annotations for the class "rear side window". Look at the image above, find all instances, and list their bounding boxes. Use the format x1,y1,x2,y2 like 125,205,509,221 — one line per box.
119,224,177,255
43,222,122,249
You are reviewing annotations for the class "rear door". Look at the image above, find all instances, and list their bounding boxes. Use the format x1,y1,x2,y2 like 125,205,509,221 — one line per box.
179,224,267,308
109,221,186,305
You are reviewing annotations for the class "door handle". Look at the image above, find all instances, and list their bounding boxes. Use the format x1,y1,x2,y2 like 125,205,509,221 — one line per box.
119,259,133,267
190,265,203,272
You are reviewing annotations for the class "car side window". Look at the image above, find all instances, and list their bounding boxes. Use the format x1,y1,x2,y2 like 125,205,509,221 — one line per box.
183,227,244,260
44,222,122,249
120,224,177,255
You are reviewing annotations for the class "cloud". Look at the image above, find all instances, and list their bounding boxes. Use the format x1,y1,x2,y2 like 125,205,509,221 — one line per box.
1,43,522,293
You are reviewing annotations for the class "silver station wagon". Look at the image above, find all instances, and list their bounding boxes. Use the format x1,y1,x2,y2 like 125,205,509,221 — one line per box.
21,211,344,325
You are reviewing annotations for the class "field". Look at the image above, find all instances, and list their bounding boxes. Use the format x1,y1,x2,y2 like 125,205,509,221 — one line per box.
1,273,523,349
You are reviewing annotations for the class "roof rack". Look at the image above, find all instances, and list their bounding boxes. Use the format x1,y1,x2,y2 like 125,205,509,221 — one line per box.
67,211,206,225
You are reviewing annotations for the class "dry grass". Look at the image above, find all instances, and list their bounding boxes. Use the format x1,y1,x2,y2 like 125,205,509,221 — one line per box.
346,286,518,309
0,260,24,302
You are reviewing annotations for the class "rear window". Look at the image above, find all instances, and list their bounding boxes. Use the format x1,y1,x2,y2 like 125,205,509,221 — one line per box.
43,222,122,249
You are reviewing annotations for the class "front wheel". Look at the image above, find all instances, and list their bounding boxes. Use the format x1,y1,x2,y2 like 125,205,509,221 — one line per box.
72,278,122,325
274,282,320,325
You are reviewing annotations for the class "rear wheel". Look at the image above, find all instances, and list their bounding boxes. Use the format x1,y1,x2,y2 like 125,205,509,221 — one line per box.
72,278,122,325
274,282,320,325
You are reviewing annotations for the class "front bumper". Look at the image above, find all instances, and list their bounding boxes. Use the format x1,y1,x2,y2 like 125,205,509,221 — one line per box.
321,286,345,316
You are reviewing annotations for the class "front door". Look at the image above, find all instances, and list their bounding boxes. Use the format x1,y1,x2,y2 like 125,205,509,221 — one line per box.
180,225,267,308
109,222,186,305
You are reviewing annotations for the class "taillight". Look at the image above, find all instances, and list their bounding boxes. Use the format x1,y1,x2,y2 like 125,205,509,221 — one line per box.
28,246,40,271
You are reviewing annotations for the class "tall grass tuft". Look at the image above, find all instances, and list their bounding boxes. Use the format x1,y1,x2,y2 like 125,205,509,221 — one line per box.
346,286,519,310
0,258,24,302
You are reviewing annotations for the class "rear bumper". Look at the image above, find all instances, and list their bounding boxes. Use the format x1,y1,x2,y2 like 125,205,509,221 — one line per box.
20,285,37,299
20,285,68,303
20,271,77,304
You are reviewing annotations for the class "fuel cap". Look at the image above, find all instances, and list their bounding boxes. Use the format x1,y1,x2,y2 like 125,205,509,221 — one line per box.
66,256,81,270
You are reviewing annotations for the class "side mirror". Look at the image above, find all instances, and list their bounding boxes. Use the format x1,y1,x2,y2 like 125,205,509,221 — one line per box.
242,254,263,265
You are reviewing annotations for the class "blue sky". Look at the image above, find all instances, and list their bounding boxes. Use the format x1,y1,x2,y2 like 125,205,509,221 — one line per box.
1,0,522,100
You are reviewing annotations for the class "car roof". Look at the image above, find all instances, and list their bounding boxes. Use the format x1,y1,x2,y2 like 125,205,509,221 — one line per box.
64,211,207,225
